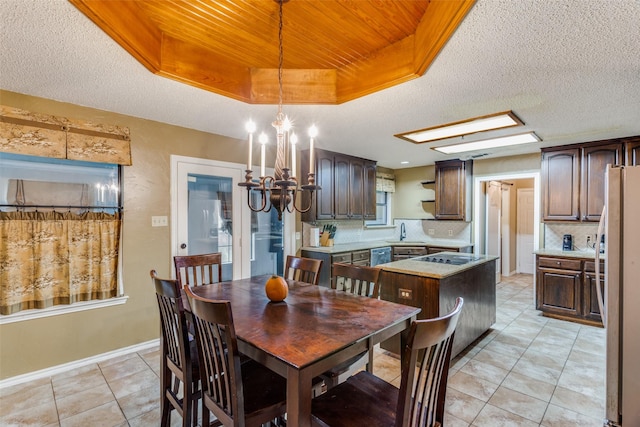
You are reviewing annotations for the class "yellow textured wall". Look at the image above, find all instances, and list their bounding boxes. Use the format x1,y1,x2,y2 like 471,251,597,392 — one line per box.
0,90,256,379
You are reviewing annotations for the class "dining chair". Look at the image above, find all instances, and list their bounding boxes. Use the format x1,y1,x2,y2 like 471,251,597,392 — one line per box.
150,270,201,427
321,262,382,389
312,297,464,427
284,255,323,286
174,252,223,287
184,286,288,427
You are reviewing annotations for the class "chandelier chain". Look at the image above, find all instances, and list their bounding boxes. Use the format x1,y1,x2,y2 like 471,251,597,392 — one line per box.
278,0,284,111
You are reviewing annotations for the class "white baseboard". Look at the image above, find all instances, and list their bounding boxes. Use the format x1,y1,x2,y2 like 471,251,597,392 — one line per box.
0,339,160,390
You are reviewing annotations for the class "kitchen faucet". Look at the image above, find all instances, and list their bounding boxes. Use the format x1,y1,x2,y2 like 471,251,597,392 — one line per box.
400,222,406,241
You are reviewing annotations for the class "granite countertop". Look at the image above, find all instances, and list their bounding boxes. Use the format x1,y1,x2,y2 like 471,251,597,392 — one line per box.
376,252,498,279
534,248,604,260
300,239,473,254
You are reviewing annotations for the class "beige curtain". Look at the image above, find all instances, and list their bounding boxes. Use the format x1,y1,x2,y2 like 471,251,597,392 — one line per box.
0,211,121,315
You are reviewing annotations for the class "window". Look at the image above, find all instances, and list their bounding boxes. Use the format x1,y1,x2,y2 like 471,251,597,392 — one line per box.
0,153,123,316
365,190,391,226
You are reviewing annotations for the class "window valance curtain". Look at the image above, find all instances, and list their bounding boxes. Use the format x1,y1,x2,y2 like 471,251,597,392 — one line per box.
0,105,131,166
0,211,121,315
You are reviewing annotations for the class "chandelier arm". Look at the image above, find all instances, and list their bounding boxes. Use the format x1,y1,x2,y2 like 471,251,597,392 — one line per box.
290,186,315,214
246,187,268,213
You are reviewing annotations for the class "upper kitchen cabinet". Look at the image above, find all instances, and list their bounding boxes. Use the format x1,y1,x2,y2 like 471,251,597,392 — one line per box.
541,147,581,221
301,148,376,222
542,138,630,222
363,162,377,220
625,136,640,166
581,142,623,221
434,159,473,221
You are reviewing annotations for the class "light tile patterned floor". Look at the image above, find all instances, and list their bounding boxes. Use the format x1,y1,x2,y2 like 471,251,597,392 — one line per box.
0,274,605,426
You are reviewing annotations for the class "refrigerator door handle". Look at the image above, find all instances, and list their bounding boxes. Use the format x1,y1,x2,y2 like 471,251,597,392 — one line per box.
595,204,606,327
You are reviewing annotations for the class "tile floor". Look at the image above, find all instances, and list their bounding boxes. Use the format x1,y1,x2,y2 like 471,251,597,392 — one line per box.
0,273,606,426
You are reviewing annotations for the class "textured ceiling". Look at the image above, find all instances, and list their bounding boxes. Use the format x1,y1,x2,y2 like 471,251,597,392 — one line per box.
1,0,640,169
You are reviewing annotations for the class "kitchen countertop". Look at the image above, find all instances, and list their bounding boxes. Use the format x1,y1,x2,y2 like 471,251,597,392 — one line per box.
300,239,473,254
534,248,604,260
376,252,498,279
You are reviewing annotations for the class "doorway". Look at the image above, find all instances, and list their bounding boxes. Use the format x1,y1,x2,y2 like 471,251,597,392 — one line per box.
473,172,540,283
171,155,292,279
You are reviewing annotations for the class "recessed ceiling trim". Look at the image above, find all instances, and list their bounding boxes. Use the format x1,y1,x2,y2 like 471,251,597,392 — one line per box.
395,110,524,144
432,132,541,154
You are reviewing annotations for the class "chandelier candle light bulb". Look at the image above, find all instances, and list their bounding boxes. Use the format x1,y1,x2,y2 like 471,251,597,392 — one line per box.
246,120,256,172
259,132,268,178
290,133,297,178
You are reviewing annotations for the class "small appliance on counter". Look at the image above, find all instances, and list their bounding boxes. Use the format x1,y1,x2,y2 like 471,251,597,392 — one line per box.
562,234,573,251
309,227,320,247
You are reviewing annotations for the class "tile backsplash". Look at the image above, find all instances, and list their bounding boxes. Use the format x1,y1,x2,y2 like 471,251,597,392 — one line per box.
544,222,600,251
302,219,471,247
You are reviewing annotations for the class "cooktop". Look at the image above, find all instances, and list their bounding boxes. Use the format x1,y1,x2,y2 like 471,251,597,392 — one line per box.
415,253,481,265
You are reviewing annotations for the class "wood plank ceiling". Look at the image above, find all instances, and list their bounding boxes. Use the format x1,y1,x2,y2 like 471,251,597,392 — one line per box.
69,0,475,105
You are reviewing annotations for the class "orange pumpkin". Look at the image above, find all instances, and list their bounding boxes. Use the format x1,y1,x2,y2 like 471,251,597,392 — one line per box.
265,275,288,302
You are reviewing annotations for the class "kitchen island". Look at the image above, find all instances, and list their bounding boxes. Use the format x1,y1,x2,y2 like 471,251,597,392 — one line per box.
377,252,497,357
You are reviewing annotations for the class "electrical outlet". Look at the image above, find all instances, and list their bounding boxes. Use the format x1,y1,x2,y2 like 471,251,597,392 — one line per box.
448,229,453,236
152,216,168,227
398,288,413,300
428,228,435,235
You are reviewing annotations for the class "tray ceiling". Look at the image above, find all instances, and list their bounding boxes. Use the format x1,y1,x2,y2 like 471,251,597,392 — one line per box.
69,0,474,104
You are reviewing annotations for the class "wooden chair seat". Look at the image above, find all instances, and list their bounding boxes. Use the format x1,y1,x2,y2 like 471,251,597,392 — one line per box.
312,297,464,427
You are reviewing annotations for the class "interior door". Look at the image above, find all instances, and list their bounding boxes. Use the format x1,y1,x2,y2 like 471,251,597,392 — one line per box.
517,188,535,274
172,155,288,280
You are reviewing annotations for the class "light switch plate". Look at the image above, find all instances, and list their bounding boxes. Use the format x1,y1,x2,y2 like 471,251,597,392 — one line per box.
152,216,168,227
428,229,435,235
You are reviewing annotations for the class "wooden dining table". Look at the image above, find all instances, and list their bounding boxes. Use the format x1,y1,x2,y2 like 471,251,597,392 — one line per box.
188,275,421,427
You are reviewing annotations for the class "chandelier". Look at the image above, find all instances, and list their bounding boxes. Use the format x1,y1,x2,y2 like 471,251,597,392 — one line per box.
238,0,320,221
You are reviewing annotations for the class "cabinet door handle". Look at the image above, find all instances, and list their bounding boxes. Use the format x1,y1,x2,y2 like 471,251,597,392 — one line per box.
557,261,561,265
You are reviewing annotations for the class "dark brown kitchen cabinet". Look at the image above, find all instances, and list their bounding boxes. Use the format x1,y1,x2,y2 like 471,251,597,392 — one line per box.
583,260,605,323
541,147,581,221
536,255,604,326
301,149,375,221
536,256,581,318
392,246,428,261
626,137,640,165
581,143,623,221
363,161,377,220
334,154,364,219
541,136,638,222
434,159,472,221
300,248,371,287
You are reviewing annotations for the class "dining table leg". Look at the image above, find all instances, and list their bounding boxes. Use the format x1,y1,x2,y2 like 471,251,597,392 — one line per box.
286,366,313,427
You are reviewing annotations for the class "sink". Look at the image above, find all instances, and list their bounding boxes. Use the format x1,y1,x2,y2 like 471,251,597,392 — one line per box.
386,240,426,244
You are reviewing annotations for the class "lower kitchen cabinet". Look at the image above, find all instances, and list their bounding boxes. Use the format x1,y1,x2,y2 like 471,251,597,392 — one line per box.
583,260,605,323
392,245,473,260
535,255,603,326
301,249,371,287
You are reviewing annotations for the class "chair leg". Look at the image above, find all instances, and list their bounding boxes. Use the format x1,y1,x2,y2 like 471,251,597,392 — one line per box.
160,359,173,427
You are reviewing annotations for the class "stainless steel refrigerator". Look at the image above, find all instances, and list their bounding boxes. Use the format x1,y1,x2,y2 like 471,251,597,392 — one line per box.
597,165,640,427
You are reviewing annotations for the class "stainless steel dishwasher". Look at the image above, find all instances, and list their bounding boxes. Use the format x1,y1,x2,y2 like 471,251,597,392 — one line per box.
370,246,392,266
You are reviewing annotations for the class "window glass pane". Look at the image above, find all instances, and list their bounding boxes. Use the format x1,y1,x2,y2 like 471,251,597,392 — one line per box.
0,152,119,211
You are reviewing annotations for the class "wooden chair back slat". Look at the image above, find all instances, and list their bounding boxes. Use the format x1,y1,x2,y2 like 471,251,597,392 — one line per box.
174,252,222,287
331,262,381,298
284,255,323,286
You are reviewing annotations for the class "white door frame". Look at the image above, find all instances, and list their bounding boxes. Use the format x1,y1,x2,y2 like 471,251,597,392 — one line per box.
170,155,295,279
473,171,540,292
